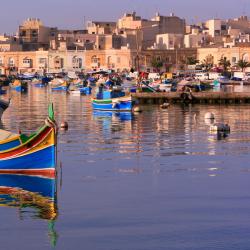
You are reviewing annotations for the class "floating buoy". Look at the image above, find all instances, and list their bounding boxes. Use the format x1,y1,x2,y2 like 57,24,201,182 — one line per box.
160,103,170,109
133,106,142,112
210,123,230,133
205,112,215,120
60,121,69,130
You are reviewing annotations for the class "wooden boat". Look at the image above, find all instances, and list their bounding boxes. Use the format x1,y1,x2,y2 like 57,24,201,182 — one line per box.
92,87,133,112
51,81,68,91
0,103,57,175
70,86,92,96
31,78,46,88
11,80,28,92
0,173,57,220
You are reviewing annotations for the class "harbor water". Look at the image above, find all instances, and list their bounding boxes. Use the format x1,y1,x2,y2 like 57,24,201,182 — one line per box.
1,87,250,250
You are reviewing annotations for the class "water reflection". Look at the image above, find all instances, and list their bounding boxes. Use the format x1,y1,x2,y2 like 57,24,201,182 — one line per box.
0,173,58,246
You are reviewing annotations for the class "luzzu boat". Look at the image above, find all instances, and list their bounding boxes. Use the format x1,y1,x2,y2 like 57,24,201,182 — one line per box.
92,87,133,112
11,80,28,92
51,81,69,91
31,78,46,88
0,103,57,176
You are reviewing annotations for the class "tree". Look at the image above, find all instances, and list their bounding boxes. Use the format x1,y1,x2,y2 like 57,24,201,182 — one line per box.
186,56,199,65
201,55,214,71
237,59,250,72
218,57,231,72
151,58,163,72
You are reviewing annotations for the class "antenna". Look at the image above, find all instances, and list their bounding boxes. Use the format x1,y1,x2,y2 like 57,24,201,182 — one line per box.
83,16,86,29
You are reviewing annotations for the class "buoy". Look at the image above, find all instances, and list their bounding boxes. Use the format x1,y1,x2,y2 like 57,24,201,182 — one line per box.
160,103,170,109
60,121,69,130
210,123,230,133
204,112,215,120
133,106,142,112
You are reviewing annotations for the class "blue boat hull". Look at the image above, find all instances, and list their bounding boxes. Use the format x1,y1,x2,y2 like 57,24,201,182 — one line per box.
92,100,133,111
34,83,46,88
51,86,68,91
79,87,92,95
12,86,27,92
0,145,56,171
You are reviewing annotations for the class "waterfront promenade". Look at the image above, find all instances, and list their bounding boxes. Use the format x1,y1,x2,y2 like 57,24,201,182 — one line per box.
132,91,250,104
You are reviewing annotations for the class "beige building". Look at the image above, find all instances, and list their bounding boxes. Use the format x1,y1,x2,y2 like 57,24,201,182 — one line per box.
0,50,49,74
197,46,250,66
19,18,57,51
85,48,133,71
156,34,184,50
87,21,116,35
151,12,186,35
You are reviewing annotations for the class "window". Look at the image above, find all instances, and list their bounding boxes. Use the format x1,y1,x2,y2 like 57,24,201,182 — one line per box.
0,58,3,66
39,58,47,64
91,56,99,64
8,58,14,67
23,59,31,64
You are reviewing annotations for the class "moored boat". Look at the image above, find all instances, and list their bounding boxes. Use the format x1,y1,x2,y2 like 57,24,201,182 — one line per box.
0,103,57,175
51,81,69,91
31,78,46,88
11,80,28,92
92,84,133,111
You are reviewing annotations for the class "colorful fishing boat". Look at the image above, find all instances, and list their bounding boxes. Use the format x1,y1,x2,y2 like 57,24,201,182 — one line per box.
51,81,69,91
0,99,9,119
92,87,133,112
31,78,46,88
0,103,57,175
70,86,92,96
0,173,57,220
11,80,28,92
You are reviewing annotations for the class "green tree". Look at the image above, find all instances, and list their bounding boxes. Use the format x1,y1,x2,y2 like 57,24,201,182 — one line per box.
186,56,199,65
218,57,231,72
151,58,163,72
201,55,214,71
237,59,250,72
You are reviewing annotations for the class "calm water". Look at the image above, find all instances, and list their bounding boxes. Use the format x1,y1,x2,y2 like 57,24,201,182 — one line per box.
1,87,250,250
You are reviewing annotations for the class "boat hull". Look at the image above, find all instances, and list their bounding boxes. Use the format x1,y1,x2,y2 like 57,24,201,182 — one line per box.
92,97,133,111
0,145,56,172
51,86,68,91
0,117,57,175
12,86,27,92
33,83,46,88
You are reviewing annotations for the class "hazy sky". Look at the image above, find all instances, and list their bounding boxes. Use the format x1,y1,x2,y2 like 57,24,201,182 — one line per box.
1,0,250,34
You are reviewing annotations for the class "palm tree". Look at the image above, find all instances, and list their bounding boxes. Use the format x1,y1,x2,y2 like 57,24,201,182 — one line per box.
151,58,163,72
237,59,250,72
186,56,199,65
201,55,214,71
218,57,231,72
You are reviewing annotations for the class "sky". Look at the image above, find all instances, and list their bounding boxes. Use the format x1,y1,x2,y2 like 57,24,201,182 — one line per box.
1,0,250,34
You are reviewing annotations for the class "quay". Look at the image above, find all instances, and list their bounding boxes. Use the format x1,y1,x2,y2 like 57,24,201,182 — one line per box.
132,92,250,105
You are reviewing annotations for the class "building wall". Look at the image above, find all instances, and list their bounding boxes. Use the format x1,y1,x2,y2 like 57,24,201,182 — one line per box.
197,47,250,66
156,34,184,50
85,48,133,71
